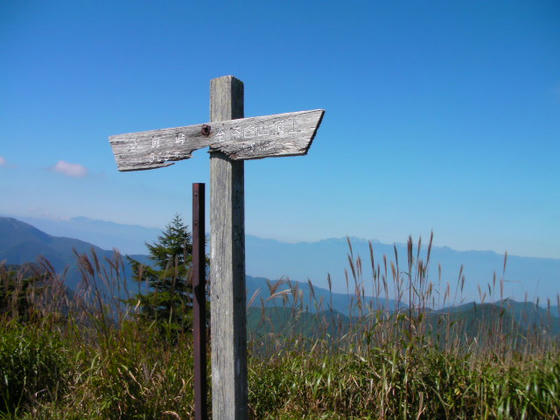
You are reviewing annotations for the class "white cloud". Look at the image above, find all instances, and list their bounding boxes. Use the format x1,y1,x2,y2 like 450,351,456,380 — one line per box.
0,156,5,166
52,160,88,178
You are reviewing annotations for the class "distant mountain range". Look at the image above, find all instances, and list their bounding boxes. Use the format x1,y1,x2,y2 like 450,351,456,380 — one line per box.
0,217,399,313
1,216,559,337
2,214,560,305
0,217,149,294
13,215,161,255
246,236,560,304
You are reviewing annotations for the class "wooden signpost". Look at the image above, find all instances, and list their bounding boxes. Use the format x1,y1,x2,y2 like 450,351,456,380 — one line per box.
109,76,324,419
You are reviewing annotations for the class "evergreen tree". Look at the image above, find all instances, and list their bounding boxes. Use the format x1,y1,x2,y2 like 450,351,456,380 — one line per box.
127,215,193,335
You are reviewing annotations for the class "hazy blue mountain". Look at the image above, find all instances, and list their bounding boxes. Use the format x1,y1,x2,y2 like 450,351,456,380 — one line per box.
0,217,401,316
13,215,161,255
3,217,560,330
3,215,560,306
0,217,149,295
1,217,399,316
0,216,107,275
246,236,560,304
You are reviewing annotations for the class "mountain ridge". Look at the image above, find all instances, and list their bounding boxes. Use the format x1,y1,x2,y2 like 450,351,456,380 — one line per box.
2,215,560,304
1,217,558,329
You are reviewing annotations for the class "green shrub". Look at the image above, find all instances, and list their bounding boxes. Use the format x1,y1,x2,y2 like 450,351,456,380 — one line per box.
0,321,69,414
49,322,196,419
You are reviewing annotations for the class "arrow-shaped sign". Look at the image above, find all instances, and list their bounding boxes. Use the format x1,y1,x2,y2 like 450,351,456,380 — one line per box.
108,75,325,420
109,109,324,171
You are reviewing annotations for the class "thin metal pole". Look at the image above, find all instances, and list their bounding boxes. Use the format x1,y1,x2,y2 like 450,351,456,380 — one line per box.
192,182,207,420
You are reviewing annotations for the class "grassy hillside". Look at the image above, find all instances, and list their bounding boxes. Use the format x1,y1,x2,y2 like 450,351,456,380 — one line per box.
1,231,560,418
248,300,559,355
2,257,558,419
248,306,350,339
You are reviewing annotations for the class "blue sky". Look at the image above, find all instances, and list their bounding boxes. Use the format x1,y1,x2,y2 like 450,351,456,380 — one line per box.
1,1,559,258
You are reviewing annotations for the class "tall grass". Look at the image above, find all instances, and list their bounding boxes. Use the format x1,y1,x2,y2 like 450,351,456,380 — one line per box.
250,234,559,359
0,236,559,419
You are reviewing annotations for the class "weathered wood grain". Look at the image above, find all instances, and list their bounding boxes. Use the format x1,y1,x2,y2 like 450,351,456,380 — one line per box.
109,109,324,171
109,75,325,420
209,76,248,420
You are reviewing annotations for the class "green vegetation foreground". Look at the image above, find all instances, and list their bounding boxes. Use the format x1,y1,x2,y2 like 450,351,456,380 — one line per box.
1,318,559,419
1,234,559,419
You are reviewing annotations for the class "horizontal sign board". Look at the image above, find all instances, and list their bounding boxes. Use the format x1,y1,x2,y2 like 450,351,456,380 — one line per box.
109,109,324,171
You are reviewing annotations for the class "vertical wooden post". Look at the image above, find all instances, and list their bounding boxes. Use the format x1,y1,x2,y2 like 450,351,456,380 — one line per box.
192,182,207,420
209,76,247,419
